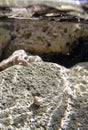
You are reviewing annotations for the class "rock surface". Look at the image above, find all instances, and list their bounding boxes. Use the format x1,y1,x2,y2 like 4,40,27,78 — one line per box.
0,49,42,71
0,62,88,130
0,18,88,59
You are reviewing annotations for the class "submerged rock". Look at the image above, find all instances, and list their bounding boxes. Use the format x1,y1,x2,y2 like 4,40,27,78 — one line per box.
0,62,88,130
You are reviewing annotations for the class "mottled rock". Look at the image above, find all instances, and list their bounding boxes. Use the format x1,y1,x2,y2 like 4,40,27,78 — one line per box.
0,19,88,59
0,28,11,57
0,49,42,71
0,62,88,130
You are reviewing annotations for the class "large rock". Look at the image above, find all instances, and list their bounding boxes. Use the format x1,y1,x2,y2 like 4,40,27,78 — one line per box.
0,19,88,59
0,62,88,130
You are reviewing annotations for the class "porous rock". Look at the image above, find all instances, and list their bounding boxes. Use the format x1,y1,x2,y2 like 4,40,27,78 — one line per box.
0,19,88,58
0,62,88,130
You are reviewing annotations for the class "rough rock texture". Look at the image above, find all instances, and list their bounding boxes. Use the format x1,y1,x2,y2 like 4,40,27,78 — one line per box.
0,49,42,71
0,18,88,59
0,62,88,130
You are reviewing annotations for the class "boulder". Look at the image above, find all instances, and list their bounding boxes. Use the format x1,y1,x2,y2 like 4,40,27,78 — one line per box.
0,62,88,130
0,19,88,59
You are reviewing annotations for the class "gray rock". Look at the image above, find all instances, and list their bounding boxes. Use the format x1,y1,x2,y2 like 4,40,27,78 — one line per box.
0,62,88,130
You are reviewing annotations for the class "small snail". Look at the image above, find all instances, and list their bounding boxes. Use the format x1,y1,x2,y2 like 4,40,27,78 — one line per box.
33,96,44,106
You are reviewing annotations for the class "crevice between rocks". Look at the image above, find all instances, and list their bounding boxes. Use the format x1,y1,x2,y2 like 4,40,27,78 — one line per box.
39,37,88,68
1,37,88,68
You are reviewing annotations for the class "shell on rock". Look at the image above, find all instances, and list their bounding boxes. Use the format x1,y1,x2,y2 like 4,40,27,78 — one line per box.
33,96,44,106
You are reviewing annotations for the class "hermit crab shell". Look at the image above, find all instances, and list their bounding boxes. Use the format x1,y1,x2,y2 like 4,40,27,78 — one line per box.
33,96,44,106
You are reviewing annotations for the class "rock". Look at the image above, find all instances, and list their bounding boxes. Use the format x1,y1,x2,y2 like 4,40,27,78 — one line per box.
0,19,88,59
0,28,11,57
0,49,42,71
0,62,88,130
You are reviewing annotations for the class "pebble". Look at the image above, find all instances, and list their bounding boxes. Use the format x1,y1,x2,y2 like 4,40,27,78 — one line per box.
33,96,44,106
